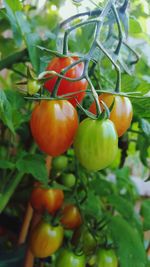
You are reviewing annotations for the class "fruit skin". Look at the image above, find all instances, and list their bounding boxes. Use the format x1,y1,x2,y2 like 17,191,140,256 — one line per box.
96,249,118,267
60,173,76,188
74,118,118,171
30,100,79,157
27,80,40,95
52,155,68,171
72,228,97,255
44,57,88,106
30,187,64,214
30,221,64,258
89,93,133,137
61,204,82,229
55,249,86,267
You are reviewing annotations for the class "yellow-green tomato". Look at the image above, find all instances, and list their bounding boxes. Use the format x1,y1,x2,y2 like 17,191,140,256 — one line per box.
74,118,118,171
27,80,40,95
30,220,64,258
97,249,118,267
55,249,86,267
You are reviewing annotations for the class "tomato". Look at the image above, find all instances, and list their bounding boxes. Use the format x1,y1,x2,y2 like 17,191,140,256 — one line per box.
89,93,133,137
30,220,64,258
44,57,87,106
52,155,68,171
30,187,64,214
61,204,82,229
96,249,118,267
60,173,76,188
55,249,86,267
74,118,118,171
27,79,40,96
72,228,96,255
30,100,78,156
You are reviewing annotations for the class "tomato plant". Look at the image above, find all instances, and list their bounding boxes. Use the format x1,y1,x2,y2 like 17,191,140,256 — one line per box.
89,94,133,137
30,220,64,258
52,155,68,171
30,100,79,156
55,249,86,267
74,118,118,171
61,204,82,229
96,249,118,267
30,187,64,214
44,57,88,106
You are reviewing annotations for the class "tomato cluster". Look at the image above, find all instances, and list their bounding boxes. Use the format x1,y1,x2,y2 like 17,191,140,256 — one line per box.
29,56,132,264
30,56,133,172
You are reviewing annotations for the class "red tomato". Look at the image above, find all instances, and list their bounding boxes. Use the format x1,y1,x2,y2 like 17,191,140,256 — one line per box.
61,204,82,229
44,57,87,106
89,93,133,137
30,187,64,214
30,100,79,156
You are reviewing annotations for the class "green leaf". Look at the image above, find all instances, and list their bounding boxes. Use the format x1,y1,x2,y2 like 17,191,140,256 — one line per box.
132,97,150,122
25,33,40,74
108,195,142,234
0,89,15,133
16,154,48,184
0,160,15,169
140,200,150,231
82,191,102,219
140,119,150,138
90,173,114,196
109,216,146,267
129,17,142,35
3,0,22,46
136,134,150,166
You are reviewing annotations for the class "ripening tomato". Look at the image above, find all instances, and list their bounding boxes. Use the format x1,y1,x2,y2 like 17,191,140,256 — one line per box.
44,57,87,106
55,249,86,267
96,249,118,267
30,187,64,214
30,100,79,156
30,220,64,258
89,93,133,137
61,204,82,229
74,118,118,171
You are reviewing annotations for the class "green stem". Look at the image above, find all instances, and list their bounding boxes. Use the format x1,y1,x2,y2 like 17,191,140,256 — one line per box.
0,49,28,70
112,4,123,55
96,41,121,93
0,172,24,213
86,77,101,117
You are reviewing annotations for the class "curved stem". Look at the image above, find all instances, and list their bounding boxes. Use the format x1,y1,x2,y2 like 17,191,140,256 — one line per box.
112,4,123,55
86,77,101,117
96,41,121,93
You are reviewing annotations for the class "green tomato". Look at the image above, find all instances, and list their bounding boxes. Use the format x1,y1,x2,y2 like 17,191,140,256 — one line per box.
74,118,118,171
27,80,40,96
52,155,68,171
72,228,96,255
60,173,76,188
56,249,86,267
97,249,118,267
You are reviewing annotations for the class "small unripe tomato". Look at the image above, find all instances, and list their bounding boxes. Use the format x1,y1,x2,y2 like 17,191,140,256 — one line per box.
55,249,86,267
60,173,76,188
27,79,40,95
52,156,68,171
30,220,64,258
96,249,118,267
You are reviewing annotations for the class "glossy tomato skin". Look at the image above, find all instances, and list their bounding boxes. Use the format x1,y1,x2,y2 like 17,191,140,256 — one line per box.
55,249,86,267
61,204,82,229
30,220,64,258
89,94,133,137
96,249,118,267
74,118,118,171
30,100,79,156
30,187,64,214
44,57,87,106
